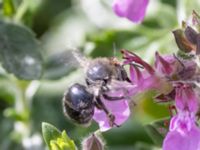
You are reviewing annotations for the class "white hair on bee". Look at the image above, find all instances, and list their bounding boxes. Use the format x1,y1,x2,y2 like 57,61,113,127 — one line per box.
65,45,90,68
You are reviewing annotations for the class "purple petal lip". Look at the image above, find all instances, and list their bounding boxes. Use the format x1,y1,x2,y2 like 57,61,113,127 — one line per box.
155,52,174,76
175,84,198,113
163,126,200,150
112,0,149,23
121,49,154,74
163,114,200,150
93,98,130,132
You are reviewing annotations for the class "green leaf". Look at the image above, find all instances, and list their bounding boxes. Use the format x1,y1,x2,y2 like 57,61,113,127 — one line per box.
3,0,15,17
145,118,170,147
42,122,61,149
0,21,43,80
42,122,76,150
50,131,76,150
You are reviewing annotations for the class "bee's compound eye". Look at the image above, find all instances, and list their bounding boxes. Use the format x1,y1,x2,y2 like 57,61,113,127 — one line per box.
63,83,94,125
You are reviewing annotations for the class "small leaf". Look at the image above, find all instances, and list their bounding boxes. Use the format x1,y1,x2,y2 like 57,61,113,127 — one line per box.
42,122,61,149
0,21,43,80
145,118,170,147
61,131,76,150
3,0,15,17
42,122,76,150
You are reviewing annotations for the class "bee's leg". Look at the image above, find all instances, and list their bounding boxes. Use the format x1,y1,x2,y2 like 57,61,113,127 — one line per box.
95,97,120,127
120,66,131,82
102,94,125,101
117,65,131,83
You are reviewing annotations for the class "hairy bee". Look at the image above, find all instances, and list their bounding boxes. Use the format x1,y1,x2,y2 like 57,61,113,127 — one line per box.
63,51,130,126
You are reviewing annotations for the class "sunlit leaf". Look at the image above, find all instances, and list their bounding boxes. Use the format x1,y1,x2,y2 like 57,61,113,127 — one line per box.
42,122,76,150
3,0,15,17
42,122,61,149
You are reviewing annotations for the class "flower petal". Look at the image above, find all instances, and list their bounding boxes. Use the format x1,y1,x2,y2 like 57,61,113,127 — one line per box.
93,98,130,132
155,52,174,76
112,0,149,23
175,84,198,113
163,125,200,150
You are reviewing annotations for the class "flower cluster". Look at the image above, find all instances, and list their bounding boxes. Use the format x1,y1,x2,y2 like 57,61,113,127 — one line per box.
93,12,200,149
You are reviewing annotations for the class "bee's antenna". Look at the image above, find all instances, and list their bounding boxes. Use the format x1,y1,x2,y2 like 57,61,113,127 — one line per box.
113,43,117,57
65,45,89,67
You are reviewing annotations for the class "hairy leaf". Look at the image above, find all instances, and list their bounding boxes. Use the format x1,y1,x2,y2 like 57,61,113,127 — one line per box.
0,21,43,80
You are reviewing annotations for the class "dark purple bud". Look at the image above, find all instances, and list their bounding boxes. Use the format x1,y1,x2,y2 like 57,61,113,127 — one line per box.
177,60,197,80
173,29,195,53
82,133,105,150
155,52,173,75
185,26,198,44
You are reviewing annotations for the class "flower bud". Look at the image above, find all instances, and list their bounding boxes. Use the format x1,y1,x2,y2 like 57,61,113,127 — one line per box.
184,26,198,44
82,133,105,150
173,29,195,53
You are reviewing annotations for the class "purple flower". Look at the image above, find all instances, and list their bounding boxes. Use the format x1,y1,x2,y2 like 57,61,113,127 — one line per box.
121,49,162,91
163,113,200,150
155,52,175,76
175,83,198,113
112,0,149,23
163,84,200,150
154,53,197,80
93,97,130,132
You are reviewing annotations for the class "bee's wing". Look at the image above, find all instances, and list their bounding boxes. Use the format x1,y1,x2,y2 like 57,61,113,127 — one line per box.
107,80,137,109
106,80,136,98
43,48,89,79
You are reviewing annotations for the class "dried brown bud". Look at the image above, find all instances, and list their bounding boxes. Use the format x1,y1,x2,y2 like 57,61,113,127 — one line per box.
173,29,196,53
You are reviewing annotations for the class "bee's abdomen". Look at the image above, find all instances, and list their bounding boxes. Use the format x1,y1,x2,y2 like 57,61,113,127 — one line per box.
63,105,94,124
63,83,94,125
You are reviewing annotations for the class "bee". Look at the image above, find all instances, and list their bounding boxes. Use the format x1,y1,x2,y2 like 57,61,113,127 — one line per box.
63,50,131,127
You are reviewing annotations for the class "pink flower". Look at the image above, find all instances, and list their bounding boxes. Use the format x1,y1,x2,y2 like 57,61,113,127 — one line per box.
155,52,175,76
163,113,200,150
93,97,130,132
163,84,200,150
154,53,197,80
175,83,198,113
112,0,149,23
121,49,161,91
92,80,133,132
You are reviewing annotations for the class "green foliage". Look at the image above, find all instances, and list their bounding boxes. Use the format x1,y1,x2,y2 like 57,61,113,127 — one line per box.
3,0,15,17
145,118,170,147
0,21,43,80
42,122,76,150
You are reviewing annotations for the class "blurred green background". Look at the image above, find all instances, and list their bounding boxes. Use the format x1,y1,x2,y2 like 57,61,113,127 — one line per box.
0,0,200,149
